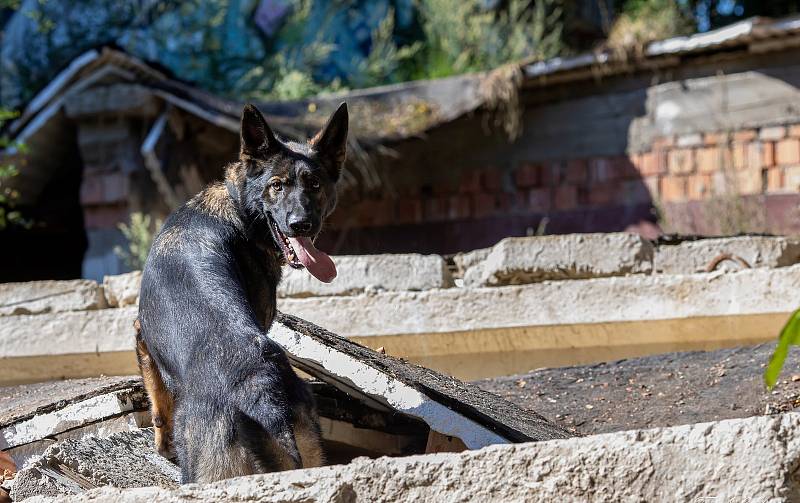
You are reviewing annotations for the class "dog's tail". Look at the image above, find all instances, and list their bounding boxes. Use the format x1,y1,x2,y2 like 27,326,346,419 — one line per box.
237,412,301,472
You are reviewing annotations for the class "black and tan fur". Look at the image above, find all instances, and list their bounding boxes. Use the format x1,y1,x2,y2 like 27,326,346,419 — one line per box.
135,103,347,483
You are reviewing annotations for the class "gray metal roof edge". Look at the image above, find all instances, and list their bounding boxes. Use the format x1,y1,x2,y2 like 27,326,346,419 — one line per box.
524,15,800,82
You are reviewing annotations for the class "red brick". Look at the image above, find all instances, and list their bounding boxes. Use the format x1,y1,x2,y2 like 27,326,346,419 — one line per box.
766,167,784,193
459,171,482,194
687,174,713,200
660,176,687,202
732,142,761,170
788,125,800,138
553,185,578,211
733,129,757,142
736,168,763,195
565,159,588,184
763,142,776,168
542,162,564,186
525,188,551,212
643,176,660,199
589,157,619,182
785,165,800,191
447,195,471,219
396,199,423,223
703,132,728,145
614,156,638,179
621,180,651,205
496,192,514,212
472,193,496,218
696,147,722,174
652,135,675,149
576,186,590,206
423,197,449,222
83,204,128,229
480,168,503,191
639,151,666,176
667,148,694,175
431,181,456,196
355,199,394,227
80,172,129,205
514,163,542,188
775,139,800,165
588,182,616,206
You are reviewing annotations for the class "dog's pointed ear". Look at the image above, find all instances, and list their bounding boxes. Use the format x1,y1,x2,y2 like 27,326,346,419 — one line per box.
240,104,276,158
310,102,348,181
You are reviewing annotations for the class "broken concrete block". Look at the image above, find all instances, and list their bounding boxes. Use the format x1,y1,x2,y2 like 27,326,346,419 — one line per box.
102,272,142,307
461,233,654,286
273,314,571,447
0,307,138,385
281,264,800,338
278,254,453,297
22,413,800,502
11,429,179,501
654,236,800,274
1,376,142,429
1,387,147,450
0,280,105,316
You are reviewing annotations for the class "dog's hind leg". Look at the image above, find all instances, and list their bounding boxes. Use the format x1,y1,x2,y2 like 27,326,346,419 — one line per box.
174,398,254,484
134,319,175,459
293,405,325,468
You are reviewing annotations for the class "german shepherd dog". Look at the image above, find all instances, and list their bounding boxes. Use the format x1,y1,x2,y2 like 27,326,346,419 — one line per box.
135,103,347,483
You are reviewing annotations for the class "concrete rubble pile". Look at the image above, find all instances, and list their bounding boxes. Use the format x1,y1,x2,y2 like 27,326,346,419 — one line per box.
2,233,800,500
6,411,800,501
2,234,800,384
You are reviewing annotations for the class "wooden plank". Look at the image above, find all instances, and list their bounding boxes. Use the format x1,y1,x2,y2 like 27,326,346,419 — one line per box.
273,313,572,446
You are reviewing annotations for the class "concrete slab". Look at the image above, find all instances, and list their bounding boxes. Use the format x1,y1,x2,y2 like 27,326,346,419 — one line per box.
1,388,147,450
654,236,800,274
18,413,800,502
279,254,453,297
102,272,141,307
0,280,105,316
458,233,654,286
3,265,800,382
0,376,141,428
11,430,179,500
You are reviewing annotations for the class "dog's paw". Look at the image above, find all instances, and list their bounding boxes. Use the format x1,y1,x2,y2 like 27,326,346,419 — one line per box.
155,431,176,460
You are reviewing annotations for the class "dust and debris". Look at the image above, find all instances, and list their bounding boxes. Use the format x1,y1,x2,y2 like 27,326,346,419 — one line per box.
476,343,800,436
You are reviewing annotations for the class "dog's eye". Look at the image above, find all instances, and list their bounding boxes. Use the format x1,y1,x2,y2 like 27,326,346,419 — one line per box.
309,179,321,191
270,180,283,191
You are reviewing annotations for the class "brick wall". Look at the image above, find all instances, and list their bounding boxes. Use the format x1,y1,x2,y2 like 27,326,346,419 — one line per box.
326,123,800,243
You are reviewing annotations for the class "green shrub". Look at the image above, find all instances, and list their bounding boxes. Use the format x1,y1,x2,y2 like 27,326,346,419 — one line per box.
0,108,28,230
114,212,163,270
413,0,564,79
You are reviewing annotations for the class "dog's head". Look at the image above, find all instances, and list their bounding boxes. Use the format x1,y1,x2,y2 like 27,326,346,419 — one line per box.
237,103,348,283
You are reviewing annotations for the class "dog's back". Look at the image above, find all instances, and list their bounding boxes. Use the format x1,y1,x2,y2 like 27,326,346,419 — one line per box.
137,103,346,483
139,189,318,481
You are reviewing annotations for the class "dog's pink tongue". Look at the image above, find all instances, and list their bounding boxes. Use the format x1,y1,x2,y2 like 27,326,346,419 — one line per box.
288,237,337,283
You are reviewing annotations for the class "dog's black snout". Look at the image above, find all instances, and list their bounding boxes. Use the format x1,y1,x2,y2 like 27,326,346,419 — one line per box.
288,218,313,234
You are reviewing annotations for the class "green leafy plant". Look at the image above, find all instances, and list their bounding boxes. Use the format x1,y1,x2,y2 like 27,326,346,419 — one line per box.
607,0,693,53
765,309,800,389
0,108,29,230
235,0,342,101
114,212,162,270
414,0,564,79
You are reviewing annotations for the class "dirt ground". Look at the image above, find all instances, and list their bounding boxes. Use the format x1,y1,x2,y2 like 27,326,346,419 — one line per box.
477,343,800,436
